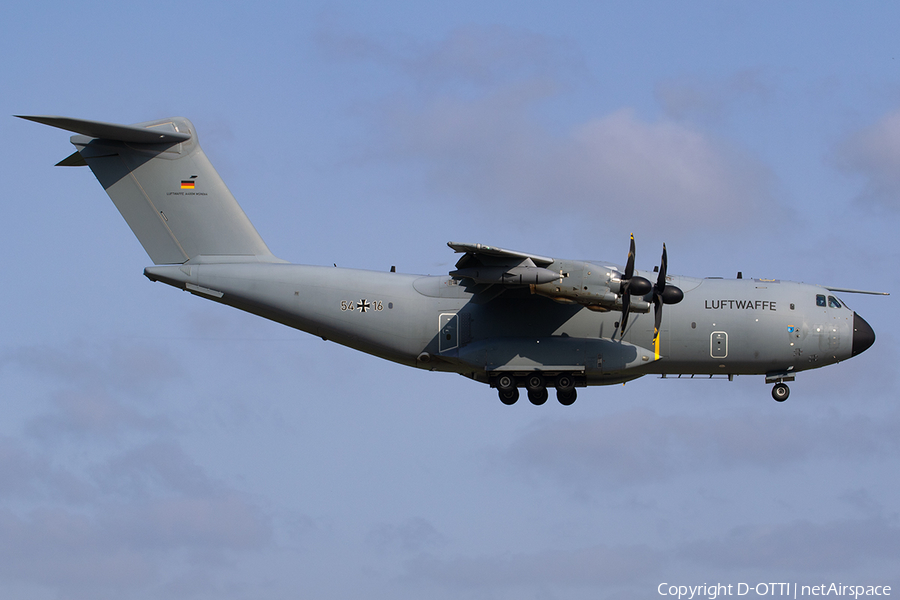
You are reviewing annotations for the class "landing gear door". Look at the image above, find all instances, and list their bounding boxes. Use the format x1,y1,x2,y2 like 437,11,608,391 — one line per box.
439,313,458,353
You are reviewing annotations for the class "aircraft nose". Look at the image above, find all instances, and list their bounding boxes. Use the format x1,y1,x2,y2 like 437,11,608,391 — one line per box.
852,312,876,356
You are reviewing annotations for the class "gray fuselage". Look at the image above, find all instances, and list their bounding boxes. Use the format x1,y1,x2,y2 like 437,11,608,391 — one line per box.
145,261,870,388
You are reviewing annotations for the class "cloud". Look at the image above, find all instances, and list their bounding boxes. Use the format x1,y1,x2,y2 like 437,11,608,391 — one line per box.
0,494,270,598
0,339,272,598
656,69,774,121
316,23,583,90
404,543,663,590
378,101,774,232
832,108,900,209
0,341,179,440
0,436,93,503
0,439,271,598
93,441,226,498
501,409,900,488
681,516,900,573
27,386,170,440
2,340,185,392
0,507,157,594
318,26,778,235
104,493,270,551
366,517,447,554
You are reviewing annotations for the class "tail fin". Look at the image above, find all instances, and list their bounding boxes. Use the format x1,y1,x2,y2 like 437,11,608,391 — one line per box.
19,115,280,265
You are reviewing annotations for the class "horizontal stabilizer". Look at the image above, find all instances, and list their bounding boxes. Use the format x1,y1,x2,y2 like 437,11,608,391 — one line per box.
16,115,191,144
55,151,87,167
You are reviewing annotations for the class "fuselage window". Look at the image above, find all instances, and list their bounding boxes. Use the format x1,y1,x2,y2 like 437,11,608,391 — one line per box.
816,294,826,307
828,295,842,309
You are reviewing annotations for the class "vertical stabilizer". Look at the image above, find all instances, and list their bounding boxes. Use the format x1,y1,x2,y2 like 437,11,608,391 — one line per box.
19,115,280,264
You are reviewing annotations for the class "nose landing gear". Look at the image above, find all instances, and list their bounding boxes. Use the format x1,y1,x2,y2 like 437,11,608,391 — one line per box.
766,373,794,402
772,382,790,402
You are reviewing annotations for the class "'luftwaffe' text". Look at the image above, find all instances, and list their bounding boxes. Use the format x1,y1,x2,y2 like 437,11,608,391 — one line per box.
705,300,776,311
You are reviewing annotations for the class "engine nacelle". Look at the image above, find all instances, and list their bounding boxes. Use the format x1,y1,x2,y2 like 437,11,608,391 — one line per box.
450,266,561,286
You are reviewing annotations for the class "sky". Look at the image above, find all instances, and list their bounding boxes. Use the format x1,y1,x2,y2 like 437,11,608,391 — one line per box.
2,2,899,599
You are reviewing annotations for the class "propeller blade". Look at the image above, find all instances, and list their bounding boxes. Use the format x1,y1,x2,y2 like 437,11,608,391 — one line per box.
625,234,636,280
617,234,637,338
653,244,667,345
656,243,668,292
650,242,682,346
620,290,631,338
653,292,663,343
616,234,653,339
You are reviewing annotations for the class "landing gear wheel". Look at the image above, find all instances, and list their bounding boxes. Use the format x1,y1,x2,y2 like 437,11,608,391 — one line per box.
557,389,577,406
772,382,790,402
499,387,519,405
528,388,549,405
555,374,575,394
496,374,516,393
525,374,546,392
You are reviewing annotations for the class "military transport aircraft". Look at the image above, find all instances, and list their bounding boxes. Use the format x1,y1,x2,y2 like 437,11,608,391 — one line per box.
20,115,886,405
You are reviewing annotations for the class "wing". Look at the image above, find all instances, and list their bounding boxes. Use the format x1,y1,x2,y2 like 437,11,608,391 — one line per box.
447,242,555,268
447,242,654,314
448,242,559,285
447,242,562,303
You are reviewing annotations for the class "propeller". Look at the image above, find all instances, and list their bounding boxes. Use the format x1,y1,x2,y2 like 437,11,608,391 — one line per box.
616,234,652,338
614,236,684,341
651,243,684,345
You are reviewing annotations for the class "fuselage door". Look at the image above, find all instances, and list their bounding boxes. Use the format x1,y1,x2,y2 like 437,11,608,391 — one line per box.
710,331,728,358
439,313,458,353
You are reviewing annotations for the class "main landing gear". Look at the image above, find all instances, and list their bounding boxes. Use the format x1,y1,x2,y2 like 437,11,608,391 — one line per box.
494,374,578,406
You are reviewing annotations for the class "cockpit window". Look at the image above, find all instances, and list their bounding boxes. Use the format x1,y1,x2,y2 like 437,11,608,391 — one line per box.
828,295,842,309
816,294,826,307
